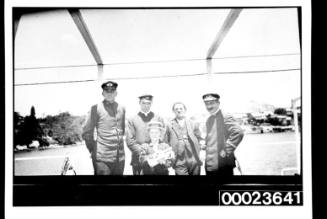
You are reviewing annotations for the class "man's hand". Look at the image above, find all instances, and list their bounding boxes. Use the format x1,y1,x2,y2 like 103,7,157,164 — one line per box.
220,150,226,158
225,141,236,156
225,146,234,155
138,143,149,155
165,159,173,168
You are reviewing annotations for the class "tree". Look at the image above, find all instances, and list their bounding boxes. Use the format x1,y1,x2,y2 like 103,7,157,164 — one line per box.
14,112,24,147
20,106,44,147
38,112,85,145
274,108,287,115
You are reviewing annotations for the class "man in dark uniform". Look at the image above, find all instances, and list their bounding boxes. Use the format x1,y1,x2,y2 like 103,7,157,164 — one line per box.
82,81,126,175
167,102,204,175
126,94,165,175
202,93,244,176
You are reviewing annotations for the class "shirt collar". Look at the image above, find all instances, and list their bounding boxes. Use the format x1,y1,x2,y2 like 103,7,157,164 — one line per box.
175,118,185,125
210,108,220,116
103,100,116,106
140,111,151,116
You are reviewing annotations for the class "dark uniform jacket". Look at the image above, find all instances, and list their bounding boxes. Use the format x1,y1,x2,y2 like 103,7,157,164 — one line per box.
126,112,165,166
167,118,203,170
205,110,244,172
82,101,126,163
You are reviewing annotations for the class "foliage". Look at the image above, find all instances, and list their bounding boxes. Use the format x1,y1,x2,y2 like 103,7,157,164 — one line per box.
14,107,86,147
274,108,287,115
14,107,44,148
38,112,86,145
14,112,25,147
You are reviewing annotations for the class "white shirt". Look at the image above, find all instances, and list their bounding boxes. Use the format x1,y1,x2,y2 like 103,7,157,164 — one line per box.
140,111,151,117
210,108,221,116
176,118,186,128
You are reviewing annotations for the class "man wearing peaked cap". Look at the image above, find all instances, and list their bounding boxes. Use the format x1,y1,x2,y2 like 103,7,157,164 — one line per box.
126,94,166,175
101,80,118,91
138,94,153,101
202,92,244,176
202,93,220,101
82,80,126,175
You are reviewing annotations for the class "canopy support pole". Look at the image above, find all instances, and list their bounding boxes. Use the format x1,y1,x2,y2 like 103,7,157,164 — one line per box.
68,9,104,84
205,9,242,87
206,9,242,59
97,64,104,82
292,97,301,175
206,58,213,87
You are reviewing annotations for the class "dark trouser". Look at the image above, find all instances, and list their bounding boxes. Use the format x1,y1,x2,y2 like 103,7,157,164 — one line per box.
142,163,169,175
205,166,234,176
132,164,142,175
206,153,235,176
93,160,125,175
175,163,201,175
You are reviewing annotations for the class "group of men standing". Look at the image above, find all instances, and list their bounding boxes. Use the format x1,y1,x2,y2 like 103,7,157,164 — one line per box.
82,80,244,176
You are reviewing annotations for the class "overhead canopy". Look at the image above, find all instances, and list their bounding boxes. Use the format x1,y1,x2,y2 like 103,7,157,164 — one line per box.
15,8,300,73
14,8,301,116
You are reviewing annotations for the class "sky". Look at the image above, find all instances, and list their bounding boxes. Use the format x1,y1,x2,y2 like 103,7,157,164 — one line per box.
13,8,301,118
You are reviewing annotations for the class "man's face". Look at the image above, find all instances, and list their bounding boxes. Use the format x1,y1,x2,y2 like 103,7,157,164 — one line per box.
102,90,117,102
139,99,152,113
204,100,220,114
173,103,186,119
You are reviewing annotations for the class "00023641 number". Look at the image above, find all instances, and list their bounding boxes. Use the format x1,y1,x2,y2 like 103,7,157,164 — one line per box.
219,191,303,206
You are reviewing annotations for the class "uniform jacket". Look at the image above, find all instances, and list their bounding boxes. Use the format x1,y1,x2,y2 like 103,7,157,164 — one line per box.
126,112,165,166
205,110,244,172
167,118,203,167
82,101,126,163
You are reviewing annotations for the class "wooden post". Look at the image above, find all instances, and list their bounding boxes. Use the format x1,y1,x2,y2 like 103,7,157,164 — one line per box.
97,64,104,84
206,58,213,87
206,9,242,59
292,97,301,175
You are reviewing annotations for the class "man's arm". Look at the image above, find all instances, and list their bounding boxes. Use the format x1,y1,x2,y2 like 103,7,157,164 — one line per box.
125,118,143,155
193,121,205,142
158,116,169,143
82,105,97,154
121,107,126,135
165,123,179,155
224,114,244,155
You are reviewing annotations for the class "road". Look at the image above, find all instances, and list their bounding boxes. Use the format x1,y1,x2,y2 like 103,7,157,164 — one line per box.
14,132,299,175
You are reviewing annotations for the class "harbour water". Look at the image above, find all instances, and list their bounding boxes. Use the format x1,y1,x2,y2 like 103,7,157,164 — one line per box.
14,132,299,175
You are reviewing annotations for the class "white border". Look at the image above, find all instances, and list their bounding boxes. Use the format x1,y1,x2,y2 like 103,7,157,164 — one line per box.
5,1,312,219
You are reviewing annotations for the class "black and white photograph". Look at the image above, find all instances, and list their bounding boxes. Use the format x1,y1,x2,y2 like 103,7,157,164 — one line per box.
5,1,312,218
13,7,301,176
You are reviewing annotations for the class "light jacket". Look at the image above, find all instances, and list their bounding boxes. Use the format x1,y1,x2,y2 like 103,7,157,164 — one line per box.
167,118,203,167
126,112,165,166
82,101,125,163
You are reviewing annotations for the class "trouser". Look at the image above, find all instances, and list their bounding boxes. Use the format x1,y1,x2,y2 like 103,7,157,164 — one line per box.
92,160,125,175
141,163,169,175
175,163,201,175
205,166,234,176
132,163,142,175
205,153,236,176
